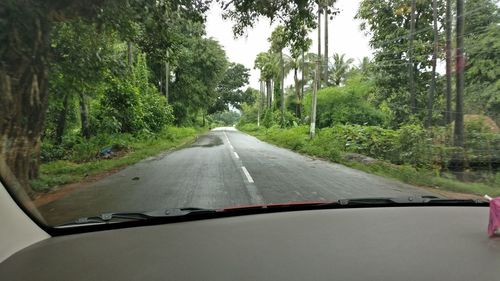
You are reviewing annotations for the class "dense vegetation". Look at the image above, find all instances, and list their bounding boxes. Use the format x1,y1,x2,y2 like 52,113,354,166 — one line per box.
0,0,498,197
239,0,500,195
2,0,316,195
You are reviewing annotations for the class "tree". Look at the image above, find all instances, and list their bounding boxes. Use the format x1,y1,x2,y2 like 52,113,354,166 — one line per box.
408,0,417,114
209,63,251,113
0,0,209,195
426,0,439,128
463,0,500,123
322,0,338,86
1,0,326,195
317,3,322,89
357,0,440,126
454,0,465,149
288,39,312,119
444,0,453,124
50,20,119,139
269,26,289,127
255,52,280,109
221,0,318,52
171,38,228,125
329,53,354,86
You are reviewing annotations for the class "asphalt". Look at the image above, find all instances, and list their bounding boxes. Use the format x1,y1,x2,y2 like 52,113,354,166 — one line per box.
39,127,438,225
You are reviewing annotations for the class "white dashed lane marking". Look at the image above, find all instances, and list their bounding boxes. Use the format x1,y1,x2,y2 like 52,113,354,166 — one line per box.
241,166,254,183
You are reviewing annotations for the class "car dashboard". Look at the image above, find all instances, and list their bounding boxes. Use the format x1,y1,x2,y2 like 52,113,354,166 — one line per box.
1,206,499,281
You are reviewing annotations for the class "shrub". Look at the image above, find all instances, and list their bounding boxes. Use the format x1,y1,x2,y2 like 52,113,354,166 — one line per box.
303,79,387,128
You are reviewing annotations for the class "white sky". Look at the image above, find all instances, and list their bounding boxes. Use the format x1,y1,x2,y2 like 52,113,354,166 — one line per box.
205,0,372,89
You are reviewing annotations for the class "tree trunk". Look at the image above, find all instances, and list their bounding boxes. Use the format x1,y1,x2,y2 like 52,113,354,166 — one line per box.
426,0,439,128
310,60,320,139
445,0,453,124
454,0,465,148
79,93,90,139
408,0,417,114
55,93,70,145
280,51,285,127
0,5,51,196
127,41,133,66
165,49,169,103
266,79,272,108
294,68,302,119
317,5,322,89
324,6,329,86
259,81,265,127
301,50,305,112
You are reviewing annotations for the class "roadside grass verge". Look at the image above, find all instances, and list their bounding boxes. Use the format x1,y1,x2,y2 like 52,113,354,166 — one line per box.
238,124,500,197
31,127,206,192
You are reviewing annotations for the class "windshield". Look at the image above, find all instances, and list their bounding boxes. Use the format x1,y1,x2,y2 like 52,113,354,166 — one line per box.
0,0,498,227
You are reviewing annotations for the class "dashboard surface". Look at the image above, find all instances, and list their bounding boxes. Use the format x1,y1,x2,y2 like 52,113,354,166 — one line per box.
1,207,499,281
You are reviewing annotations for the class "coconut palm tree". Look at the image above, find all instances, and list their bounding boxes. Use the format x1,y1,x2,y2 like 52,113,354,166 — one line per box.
254,51,280,108
329,53,354,86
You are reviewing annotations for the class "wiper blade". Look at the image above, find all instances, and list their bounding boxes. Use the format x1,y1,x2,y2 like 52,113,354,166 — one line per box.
338,196,488,206
57,207,217,227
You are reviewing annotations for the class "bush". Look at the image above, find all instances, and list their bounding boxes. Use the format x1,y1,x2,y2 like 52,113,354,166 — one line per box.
262,109,274,128
40,142,66,162
140,88,174,133
303,79,387,128
238,123,260,132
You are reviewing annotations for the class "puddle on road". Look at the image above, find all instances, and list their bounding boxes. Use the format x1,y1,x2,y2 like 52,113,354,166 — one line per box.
191,134,223,147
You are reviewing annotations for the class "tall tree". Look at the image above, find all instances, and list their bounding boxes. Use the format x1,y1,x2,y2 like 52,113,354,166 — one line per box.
209,63,250,113
255,52,280,109
323,1,329,85
445,0,453,124
289,38,312,119
463,0,500,123
269,26,288,127
358,0,438,125
408,0,417,114
0,0,209,195
317,4,322,89
426,0,439,128
322,0,337,86
454,0,465,148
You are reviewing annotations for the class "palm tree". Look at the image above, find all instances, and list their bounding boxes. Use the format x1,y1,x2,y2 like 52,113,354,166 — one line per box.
254,52,280,108
322,0,337,86
329,53,354,86
285,54,304,118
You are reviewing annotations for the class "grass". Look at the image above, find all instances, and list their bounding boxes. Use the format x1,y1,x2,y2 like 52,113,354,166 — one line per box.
31,127,206,192
238,123,500,197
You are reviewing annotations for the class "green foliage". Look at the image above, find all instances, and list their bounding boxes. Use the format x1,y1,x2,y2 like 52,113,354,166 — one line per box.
262,109,275,128
357,0,443,125
34,127,203,191
329,53,354,86
240,125,500,196
272,109,299,128
210,63,251,113
465,21,500,123
171,37,228,124
209,111,241,126
304,77,386,127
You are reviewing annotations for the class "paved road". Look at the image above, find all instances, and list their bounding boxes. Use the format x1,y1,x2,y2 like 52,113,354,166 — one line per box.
39,127,438,225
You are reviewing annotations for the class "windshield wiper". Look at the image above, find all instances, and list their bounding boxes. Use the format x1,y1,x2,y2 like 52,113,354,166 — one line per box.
56,207,217,228
55,197,488,229
337,196,488,206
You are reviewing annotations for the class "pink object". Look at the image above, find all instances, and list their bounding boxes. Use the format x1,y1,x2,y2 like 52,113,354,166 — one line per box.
488,198,500,237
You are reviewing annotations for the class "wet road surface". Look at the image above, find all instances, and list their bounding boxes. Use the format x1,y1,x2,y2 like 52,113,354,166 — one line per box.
39,127,438,225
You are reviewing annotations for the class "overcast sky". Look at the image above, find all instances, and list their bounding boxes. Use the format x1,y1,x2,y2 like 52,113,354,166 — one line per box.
205,0,372,89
